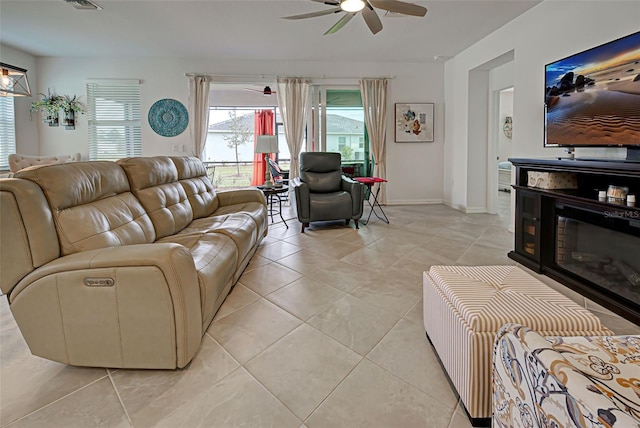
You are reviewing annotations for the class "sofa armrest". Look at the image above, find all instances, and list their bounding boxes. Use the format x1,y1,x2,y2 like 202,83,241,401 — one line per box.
217,188,266,207
9,243,203,369
291,177,310,222
341,177,364,217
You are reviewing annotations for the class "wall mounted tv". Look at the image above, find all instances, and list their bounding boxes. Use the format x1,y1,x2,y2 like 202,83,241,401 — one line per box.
544,31,640,153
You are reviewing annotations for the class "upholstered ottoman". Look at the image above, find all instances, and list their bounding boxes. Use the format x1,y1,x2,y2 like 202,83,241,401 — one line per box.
423,265,612,426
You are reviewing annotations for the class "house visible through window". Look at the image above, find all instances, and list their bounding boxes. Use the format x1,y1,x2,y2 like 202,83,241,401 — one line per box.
87,80,141,161
0,96,16,170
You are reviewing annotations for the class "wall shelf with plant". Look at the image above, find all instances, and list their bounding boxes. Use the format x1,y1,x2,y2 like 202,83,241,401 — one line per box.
30,90,86,130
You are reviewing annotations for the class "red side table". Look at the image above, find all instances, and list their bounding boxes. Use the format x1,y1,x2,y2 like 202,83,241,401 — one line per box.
353,176,389,225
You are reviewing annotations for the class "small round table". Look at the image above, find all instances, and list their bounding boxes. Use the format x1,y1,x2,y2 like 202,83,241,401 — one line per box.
258,185,289,228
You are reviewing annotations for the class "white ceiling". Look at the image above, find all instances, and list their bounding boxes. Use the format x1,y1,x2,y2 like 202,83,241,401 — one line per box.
1,0,541,63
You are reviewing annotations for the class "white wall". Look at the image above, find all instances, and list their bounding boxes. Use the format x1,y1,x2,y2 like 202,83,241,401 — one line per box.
443,0,640,209
498,90,513,163
0,44,38,156
17,57,444,204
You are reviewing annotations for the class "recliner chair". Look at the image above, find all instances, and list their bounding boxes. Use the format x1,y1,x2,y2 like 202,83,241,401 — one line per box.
291,152,364,233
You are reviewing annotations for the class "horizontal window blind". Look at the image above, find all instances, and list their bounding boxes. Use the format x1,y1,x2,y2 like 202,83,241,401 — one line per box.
0,97,16,170
87,80,141,161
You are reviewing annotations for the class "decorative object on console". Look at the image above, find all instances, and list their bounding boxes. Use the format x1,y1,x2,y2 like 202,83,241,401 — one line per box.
29,90,63,126
502,116,512,139
255,135,279,188
607,185,628,202
148,98,189,137
527,171,577,189
394,103,434,142
0,62,31,97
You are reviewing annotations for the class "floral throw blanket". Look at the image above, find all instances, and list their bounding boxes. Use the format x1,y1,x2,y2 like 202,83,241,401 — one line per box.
493,324,640,427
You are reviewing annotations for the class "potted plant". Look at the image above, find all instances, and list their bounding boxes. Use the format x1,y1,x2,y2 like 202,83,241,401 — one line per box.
30,90,64,126
61,95,86,129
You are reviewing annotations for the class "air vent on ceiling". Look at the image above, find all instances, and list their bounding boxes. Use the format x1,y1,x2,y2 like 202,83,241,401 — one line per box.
63,0,102,10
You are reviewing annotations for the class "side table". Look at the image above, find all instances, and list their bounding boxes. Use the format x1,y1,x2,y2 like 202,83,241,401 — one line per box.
353,177,389,225
258,185,289,228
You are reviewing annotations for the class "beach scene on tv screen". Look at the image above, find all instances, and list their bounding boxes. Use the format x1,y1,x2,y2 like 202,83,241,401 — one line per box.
545,32,640,147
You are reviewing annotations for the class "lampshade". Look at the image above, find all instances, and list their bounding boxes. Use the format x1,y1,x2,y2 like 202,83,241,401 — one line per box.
0,63,31,97
340,0,365,12
255,135,279,154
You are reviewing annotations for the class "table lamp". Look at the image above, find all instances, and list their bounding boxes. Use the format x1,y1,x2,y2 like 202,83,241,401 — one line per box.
255,135,279,188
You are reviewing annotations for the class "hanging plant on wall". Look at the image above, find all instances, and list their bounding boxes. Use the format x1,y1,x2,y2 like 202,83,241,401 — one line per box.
61,95,86,130
29,90,64,127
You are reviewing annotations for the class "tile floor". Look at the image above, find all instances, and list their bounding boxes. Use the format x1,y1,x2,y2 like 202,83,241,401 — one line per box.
1,193,638,427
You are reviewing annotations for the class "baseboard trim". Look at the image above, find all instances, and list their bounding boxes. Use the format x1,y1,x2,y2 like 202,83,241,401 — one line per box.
386,199,443,205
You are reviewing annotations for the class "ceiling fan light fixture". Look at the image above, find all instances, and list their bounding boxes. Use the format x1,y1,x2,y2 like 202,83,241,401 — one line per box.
263,86,273,96
340,0,365,13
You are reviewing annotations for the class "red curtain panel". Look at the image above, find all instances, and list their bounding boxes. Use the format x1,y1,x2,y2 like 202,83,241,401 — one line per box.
251,110,275,186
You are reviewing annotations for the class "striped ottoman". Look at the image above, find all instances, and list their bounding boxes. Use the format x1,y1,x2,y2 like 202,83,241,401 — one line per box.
423,265,612,426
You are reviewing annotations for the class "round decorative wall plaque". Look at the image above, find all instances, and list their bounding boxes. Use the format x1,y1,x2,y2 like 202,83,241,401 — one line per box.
148,99,188,137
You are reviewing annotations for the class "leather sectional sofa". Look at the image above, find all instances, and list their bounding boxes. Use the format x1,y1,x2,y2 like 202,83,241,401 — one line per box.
0,156,267,369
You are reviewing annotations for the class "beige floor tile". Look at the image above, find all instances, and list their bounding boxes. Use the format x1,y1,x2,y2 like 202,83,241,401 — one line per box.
305,238,363,260
112,334,239,426
306,359,455,428
340,247,403,270
404,298,424,326
448,402,474,428
153,368,301,428
257,240,303,261
307,260,376,293
0,327,108,426
243,254,272,273
308,294,401,355
275,249,335,276
245,324,361,420
9,378,129,428
0,297,18,332
238,262,303,296
207,299,301,363
455,243,515,265
367,319,458,408
350,279,421,317
266,277,346,321
213,283,261,321
364,234,420,257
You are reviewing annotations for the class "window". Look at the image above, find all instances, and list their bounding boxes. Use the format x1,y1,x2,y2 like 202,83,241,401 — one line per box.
0,97,16,170
87,80,141,161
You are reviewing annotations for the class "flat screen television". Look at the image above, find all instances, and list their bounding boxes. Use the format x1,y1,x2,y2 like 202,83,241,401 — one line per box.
544,31,640,156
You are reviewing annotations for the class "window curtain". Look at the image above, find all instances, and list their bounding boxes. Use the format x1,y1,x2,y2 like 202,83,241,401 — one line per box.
187,75,211,159
276,77,310,178
359,78,388,204
251,109,275,186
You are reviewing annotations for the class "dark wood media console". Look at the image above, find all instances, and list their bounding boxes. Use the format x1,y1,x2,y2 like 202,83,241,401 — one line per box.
509,158,640,325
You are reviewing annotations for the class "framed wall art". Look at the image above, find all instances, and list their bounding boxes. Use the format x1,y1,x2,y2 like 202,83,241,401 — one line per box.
395,103,434,142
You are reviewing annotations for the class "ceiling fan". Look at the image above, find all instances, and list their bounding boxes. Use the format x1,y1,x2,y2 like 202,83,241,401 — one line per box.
282,0,427,35
244,86,276,96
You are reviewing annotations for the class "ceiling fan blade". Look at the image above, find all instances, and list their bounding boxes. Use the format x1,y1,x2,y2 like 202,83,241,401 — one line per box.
369,0,427,17
310,0,340,5
362,2,383,34
324,13,355,35
282,7,341,20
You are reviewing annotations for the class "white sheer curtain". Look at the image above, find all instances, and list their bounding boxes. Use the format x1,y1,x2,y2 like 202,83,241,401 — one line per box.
187,75,211,159
276,77,310,178
360,78,388,204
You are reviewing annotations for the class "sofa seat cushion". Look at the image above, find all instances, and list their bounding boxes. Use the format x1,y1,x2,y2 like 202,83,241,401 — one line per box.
158,233,238,324
214,202,268,239
180,214,258,267
427,265,604,332
310,192,354,221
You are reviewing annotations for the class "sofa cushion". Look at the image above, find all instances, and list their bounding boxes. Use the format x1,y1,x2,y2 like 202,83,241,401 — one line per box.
16,162,155,255
118,157,194,239
158,232,238,327
171,156,219,217
214,201,268,240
